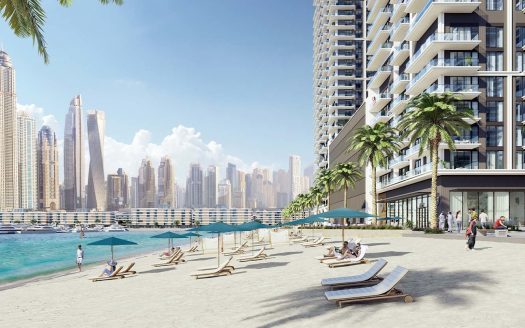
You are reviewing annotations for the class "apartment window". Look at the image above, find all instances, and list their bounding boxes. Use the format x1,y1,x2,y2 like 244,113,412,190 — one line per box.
487,126,504,147
487,151,504,169
486,52,504,71
517,103,525,121
517,27,525,48
518,1,525,11
455,101,479,117
487,0,503,10
456,126,479,142
516,52,525,71
516,151,525,169
486,77,504,97
487,101,504,122
449,51,478,65
487,27,504,47
451,151,479,169
517,127,525,147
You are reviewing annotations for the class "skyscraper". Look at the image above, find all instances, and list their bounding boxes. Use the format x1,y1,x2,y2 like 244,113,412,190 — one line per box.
37,126,60,211
138,159,156,208
174,183,185,209
117,168,129,208
130,177,139,208
186,163,203,208
226,163,238,191
86,110,106,210
313,0,366,170
217,180,232,208
17,111,37,209
157,156,175,208
64,95,85,210
289,155,302,199
106,174,122,211
0,50,18,210
204,165,218,208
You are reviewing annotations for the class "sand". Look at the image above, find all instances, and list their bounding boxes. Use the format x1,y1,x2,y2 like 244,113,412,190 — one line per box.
1,235,524,328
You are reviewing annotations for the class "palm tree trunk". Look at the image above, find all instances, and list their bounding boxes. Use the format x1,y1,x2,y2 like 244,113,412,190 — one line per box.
342,186,347,241
430,140,439,229
371,167,377,224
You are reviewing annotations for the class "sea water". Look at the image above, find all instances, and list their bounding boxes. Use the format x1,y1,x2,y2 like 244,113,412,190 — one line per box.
0,231,200,283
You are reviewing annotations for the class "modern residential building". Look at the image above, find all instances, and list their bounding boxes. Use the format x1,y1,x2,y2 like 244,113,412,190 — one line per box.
218,180,232,208
63,95,85,210
186,163,203,208
138,159,156,208
325,0,525,228
157,156,175,208
204,165,218,208
226,163,238,191
289,155,303,199
130,177,139,208
86,110,106,211
117,168,129,208
37,126,60,211
17,111,37,209
313,0,366,171
107,174,122,211
0,50,19,210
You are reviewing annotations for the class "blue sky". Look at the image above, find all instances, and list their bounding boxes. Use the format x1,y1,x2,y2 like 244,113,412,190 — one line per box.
0,0,314,179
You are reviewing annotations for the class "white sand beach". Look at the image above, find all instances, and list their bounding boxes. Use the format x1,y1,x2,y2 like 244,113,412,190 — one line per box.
1,234,524,328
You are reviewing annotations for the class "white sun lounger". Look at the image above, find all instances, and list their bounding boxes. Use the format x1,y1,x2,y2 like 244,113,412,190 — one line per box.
191,256,234,279
238,247,268,262
321,259,388,289
223,241,248,255
302,236,326,247
325,266,413,307
324,245,369,268
291,236,308,243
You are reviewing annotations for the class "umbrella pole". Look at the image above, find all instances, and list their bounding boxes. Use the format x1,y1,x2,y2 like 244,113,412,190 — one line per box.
252,230,254,255
111,245,114,261
217,233,220,267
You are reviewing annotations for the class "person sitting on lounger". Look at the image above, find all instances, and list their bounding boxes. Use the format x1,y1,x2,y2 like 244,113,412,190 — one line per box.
162,247,177,257
100,260,117,277
325,241,351,259
493,216,507,230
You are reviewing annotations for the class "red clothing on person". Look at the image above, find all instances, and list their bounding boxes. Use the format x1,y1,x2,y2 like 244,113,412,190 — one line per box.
493,218,505,229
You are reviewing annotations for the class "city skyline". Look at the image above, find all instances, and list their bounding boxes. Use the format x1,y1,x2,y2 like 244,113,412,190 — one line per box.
0,0,314,175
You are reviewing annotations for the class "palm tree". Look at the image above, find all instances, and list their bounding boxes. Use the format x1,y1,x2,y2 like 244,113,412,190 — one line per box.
0,0,123,63
397,92,473,229
309,186,324,215
348,122,400,222
315,168,334,208
332,162,362,237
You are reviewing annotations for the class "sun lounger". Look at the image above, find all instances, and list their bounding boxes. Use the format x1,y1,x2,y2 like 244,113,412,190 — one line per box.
291,236,308,243
324,266,413,307
191,256,234,279
153,252,186,267
117,262,137,276
183,245,198,253
253,237,265,244
324,245,369,268
159,248,182,259
321,259,387,289
223,241,248,255
302,236,326,247
91,266,124,282
238,247,268,262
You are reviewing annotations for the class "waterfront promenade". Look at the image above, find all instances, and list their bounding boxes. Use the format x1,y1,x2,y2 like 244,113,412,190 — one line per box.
1,234,524,328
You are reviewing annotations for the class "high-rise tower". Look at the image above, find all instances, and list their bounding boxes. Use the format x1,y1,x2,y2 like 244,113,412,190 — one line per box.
37,126,60,210
0,50,19,210
64,95,85,210
138,159,156,208
86,110,106,210
17,111,37,209
157,156,175,208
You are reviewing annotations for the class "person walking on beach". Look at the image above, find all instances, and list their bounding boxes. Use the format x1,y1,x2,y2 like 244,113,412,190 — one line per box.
447,211,453,233
438,212,445,230
455,210,462,233
465,216,478,250
76,245,84,272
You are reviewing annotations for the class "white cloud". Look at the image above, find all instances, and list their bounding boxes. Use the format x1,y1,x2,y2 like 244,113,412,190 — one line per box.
104,125,252,182
17,103,60,133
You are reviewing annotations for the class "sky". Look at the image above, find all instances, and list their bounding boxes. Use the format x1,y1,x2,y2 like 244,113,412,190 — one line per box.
0,0,314,182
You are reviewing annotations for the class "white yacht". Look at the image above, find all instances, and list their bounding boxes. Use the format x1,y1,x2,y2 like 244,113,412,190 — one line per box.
54,226,72,233
104,223,128,232
0,224,22,234
22,225,57,234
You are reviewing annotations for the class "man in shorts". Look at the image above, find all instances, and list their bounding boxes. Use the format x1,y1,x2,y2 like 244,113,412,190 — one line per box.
76,245,84,272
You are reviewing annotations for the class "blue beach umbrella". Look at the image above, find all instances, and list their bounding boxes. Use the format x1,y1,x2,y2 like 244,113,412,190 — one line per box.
180,232,202,252
151,231,186,252
238,221,271,254
190,222,243,266
314,208,377,241
88,237,137,261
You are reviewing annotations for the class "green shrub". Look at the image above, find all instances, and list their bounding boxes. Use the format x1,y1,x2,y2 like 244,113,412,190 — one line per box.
424,227,444,234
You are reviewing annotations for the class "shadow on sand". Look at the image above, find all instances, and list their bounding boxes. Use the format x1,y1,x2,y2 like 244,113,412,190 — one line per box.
186,257,216,262
269,251,303,257
139,267,176,275
365,242,391,247
366,251,412,259
243,262,289,270
242,268,495,328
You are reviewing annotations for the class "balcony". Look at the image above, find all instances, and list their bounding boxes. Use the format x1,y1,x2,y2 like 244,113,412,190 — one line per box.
405,144,426,160
367,5,392,40
368,92,392,113
367,42,393,71
368,22,392,53
390,73,410,94
390,17,410,42
427,83,481,100
367,0,390,23
369,65,393,89
372,109,394,125
391,93,410,115
390,155,411,170
378,163,433,189
405,31,480,74
405,0,481,41
405,58,480,96
391,42,410,66
392,0,409,22
444,136,481,150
